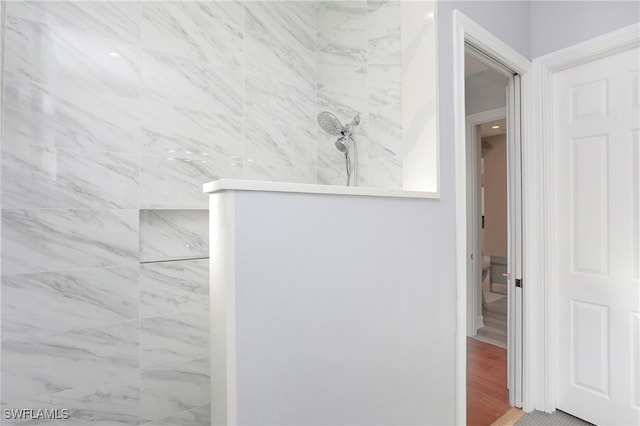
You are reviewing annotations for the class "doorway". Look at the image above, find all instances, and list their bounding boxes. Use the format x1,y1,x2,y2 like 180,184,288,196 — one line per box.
464,50,512,425
452,10,532,424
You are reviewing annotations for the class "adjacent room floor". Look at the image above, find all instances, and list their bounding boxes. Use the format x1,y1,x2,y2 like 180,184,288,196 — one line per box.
467,337,511,425
467,277,510,425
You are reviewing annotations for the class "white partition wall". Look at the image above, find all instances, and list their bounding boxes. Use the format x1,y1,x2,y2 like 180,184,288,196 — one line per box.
208,184,455,425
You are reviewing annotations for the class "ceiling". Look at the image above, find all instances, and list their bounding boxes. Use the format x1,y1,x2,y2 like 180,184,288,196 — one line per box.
480,118,507,138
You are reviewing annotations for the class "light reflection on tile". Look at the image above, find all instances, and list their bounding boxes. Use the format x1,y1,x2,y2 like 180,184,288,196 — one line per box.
139,210,208,263
141,156,241,209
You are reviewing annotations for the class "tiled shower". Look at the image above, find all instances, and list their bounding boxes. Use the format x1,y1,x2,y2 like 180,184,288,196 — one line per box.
0,1,418,424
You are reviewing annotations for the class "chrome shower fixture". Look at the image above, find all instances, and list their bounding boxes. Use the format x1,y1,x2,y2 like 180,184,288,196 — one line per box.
317,111,360,186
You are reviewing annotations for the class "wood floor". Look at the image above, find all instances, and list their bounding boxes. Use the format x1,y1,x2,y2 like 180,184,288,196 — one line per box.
467,337,511,426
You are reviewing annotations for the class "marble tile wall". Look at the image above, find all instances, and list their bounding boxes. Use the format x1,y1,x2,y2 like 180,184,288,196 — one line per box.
316,0,403,189
1,1,406,424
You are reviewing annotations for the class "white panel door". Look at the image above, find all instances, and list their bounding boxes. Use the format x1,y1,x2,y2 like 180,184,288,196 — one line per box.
554,47,639,425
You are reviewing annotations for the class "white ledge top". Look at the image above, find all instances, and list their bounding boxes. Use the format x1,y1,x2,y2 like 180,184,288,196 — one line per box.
203,179,439,199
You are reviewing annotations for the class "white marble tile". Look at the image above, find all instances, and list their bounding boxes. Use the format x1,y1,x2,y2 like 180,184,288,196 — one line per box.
140,156,240,209
244,75,316,130
367,0,401,64
141,49,242,116
140,358,209,424
208,1,245,27
5,16,140,98
244,119,317,170
139,210,208,263
368,63,402,107
2,266,139,342
369,103,402,159
365,157,402,189
243,33,315,96
141,101,242,162
2,321,139,405
141,1,243,68
2,380,139,426
318,78,369,131
3,78,141,154
244,2,316,87
316,1,367,80
6,1,141,44
2,147,139,209
317,131,369,187
140,309,209,372
140,259,209,318
145,403,210,426
1,209,138,276
242,163,317,184
245,1,315,53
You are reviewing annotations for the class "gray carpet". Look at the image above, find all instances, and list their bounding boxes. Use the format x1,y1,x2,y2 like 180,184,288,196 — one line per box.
473,295,507,348
516,410,594,425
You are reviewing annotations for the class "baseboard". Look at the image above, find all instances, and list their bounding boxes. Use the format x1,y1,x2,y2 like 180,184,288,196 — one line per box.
475,315,485,331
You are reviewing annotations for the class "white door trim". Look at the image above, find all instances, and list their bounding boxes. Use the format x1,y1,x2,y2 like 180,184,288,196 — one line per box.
453,10,531,424
466,107,507,336
528,22,640,414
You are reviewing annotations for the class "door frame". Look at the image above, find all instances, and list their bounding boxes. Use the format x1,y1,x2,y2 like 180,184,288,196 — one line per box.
528,23,640,414
465,107,507,337
453,10,531,423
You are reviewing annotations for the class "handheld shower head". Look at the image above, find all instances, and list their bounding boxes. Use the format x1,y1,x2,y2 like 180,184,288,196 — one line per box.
317,111,345,136
335,137,349,153
317,111,360,187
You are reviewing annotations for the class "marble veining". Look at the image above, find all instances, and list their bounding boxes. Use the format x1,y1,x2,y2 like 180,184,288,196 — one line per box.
0,1,410,423
139,210,208,263
2,380,140,426
146,403,210,426
142,1,243,69
140,357,210,423
369,104,402,159
140,309,209,371
244,1,316,88
2,266,139,342
1,209,139,276
6,1,141,44
244,119,317,170
141,102,242,161
3,78,142,154
367,157,403,189
2,321,139,405
141,49,242,116
244,75,316,130
140,259,209,318
244,32,316,95
367,0,401,63
2,147,140,209
316,1,367,79
140,156,240,209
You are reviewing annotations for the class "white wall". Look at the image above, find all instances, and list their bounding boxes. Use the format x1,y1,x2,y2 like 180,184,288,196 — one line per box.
212,190,457,425
530,1,640,58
